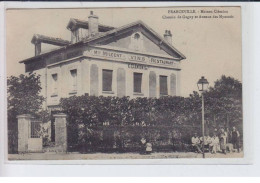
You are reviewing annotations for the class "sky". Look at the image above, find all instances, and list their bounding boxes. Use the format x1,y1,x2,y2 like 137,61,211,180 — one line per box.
6,7,242,97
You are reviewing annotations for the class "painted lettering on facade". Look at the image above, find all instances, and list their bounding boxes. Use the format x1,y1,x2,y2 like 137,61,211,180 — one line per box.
93,50,123,59
85,48,179,69
150,57,174,66
128,63,148,70
128,55,147,63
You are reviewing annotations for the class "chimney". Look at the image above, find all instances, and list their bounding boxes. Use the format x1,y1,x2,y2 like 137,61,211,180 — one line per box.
163,30,172,45
88,11,99,37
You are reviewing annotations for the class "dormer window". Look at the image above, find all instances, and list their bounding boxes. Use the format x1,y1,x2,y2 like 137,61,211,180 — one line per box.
129,32,144,52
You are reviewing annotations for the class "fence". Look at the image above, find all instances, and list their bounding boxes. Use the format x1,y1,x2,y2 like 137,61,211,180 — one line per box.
68,124,200,153
30,120,41,138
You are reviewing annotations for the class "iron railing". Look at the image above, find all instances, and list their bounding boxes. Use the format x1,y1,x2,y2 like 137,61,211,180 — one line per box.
30,120,41,138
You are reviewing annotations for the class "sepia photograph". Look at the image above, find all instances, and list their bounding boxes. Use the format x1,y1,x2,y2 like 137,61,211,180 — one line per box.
5,6,243,161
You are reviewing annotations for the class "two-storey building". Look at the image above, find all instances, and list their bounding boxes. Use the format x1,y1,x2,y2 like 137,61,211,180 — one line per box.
19,11,186,111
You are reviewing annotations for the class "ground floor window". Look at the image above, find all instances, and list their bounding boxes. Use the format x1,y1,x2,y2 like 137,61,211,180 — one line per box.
134,72,142,93
102,69,113,91
160,75,168,96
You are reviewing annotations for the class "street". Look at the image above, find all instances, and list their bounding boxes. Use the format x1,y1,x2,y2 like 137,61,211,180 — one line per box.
8,151,243,160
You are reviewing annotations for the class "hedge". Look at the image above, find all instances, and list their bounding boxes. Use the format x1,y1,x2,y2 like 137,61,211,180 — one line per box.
60,88,242,153
60,95,205,152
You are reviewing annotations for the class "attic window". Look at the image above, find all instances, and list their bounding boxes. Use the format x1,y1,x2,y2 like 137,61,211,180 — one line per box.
130,32,144,52
134,33,140,40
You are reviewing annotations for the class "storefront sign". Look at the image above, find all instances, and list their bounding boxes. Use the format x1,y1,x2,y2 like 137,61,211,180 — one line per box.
128,63,148,70
85,48,179,69
128,55,147,63
93,49,123,59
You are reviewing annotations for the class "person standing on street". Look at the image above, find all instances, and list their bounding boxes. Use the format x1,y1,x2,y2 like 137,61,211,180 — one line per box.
210,133,219,154
231,126,240,153
219,128,227,154
140,137,146,155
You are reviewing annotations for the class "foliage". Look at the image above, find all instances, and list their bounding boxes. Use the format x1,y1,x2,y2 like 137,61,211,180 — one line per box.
35,110,51,123
61,75,242,152
205,75,242,132
7,73,45,116
7,73,242,153
60,95,197,151
60,95,191,127
7,73,49,153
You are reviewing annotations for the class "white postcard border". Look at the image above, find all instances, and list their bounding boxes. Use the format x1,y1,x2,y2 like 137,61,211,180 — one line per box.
0,1,258,176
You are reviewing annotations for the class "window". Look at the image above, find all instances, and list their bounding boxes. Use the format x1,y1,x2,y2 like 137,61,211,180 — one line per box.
130,32,144,51
133,72,142,93
51,73,58,96
133,33,141,51
102,69,113,91
160,75,168,96
70,69,77,92
134,33,140,40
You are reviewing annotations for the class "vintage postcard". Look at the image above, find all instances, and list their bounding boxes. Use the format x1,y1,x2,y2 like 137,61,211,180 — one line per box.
5,6,243,161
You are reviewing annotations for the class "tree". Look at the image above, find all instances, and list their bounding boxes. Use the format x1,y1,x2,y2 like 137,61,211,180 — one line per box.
182,75,242,137
7,73,45,153
8,73,44,116
204,75,243,133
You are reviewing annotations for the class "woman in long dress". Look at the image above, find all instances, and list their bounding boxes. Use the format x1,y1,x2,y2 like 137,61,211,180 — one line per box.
219,128,227,154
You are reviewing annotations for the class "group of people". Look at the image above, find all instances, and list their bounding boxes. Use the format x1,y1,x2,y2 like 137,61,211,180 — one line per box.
138,126,241,155
191,126,241,154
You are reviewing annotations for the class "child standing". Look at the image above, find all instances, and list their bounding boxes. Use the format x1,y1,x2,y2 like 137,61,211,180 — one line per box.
146,140,152,155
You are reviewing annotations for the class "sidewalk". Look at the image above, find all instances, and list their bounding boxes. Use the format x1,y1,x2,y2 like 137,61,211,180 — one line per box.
8,151,244,160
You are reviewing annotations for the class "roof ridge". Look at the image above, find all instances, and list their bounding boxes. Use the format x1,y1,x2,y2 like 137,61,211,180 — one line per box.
31,34,71,45
67,18,115,30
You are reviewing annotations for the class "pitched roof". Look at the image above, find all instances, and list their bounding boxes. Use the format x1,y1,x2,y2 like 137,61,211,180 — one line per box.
20,20,185,63
31,34,71,46
67,18,115,32
84,20,186,59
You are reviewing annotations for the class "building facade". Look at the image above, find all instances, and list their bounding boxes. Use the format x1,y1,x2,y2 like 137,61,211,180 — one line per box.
20,11,186,110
